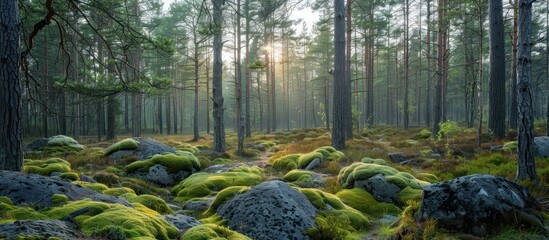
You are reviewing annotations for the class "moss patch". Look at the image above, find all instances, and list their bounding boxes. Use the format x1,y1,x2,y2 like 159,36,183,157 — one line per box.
125,151,200,174
336,188,401,217
59,172,79,181
299,188,369,231
418,129,432,139
103,187,136,197
172,166,263,202
104,138,140,156
181,224,251,240
128,194,174,215
23,158,71,176
205,186,250,216
272,154,301,171
360,157,387,165
44,199,177,240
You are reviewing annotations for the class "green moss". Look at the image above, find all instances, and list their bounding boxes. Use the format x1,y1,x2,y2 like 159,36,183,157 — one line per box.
298,152,324,169
74,181,109,193
81,205,178,239
59,172,79,181
205,186,250,215
502,141,518,152
283,170,314,187
360,157,387,165
23,158,71,176
272,154,301,171
0,196,13,205
47,135,80,147
104,138,140,156
212,158,233,164
125,151,200,174
399,186,423,203
51,194,68,206
119,177,171,196
416,173,439,183
181,224,251,240
92,171,120,185
418,129,432,139
327,151,346,162
0,202,16,213
172,166,263,202
336,188,401,217
299,188,369,231
338,163,399,188
44,199,177,239
385,172,430,190
128,194,174,215
124,160,155,173
103,187,136,197
6,207,49,220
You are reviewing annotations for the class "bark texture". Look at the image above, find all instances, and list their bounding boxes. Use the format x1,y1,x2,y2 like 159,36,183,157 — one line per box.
212,0,226,153
332,0,346,150
0,0,23,171
488,0,506,138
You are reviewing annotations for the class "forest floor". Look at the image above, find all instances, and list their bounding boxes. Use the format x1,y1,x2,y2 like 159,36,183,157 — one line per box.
14,123,549,239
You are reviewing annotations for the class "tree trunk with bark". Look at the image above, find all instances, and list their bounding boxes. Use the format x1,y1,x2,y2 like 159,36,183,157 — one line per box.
332,0,346,150
0,0,23,171
488,0,506,138
212,0,226,152
516,0,537,183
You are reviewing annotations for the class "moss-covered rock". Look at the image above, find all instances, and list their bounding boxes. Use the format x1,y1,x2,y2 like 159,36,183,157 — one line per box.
128,194,174,215
205,186,250,215
338,163,430,205
23,158,71,176
44,199,178,240
272,154,301,171
283,170,327,188
299,188,369,231
125,151,200,174
104,138,140,156
360,157,387,165
181,224,251,240
502,141,518,152
298,152,324,169
336,188,401,217
74,181,110,193
172,166,262,202
51,194,68,206
212,158,233,165
103,187,136,197
59,172,79,181
418,129,432,139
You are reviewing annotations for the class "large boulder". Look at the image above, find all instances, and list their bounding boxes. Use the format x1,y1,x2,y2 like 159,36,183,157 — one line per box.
0,170,131,208
217,180,317,240
534,136,549,157
338,162,430,205
0,220,84,239
418,174,544,236
106,137,176,160
124,151,200,185
26,135,84,155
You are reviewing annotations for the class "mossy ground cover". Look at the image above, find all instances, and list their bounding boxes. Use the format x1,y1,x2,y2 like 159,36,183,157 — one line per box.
124,150,201,174
17,127,549,239
171,165,263,202
23,158,72,176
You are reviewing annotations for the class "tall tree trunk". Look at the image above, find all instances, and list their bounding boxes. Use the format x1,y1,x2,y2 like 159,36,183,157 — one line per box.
157,95,163,134
516,0,537,183
193,47,200,141
212,0,226,152
345,0,353,138
166,93,171,135
488,0,506,138
546,0,549,136
477,0,485,151
43,33,49,138
106,95,116,140
403,0,410,129
433,0,446,137
332,0,346,150
236,0,245,154
425,0,432,127
0,0,23,171
245,0,252,137
509,0,518,130
270,24,276,133
206,52,211,134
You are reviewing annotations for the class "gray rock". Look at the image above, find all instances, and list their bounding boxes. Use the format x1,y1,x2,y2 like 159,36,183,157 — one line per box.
534,136,549,157
128,164,192,186
304,158,321,170
0,170,131,208
289,170,327,189
217,180,317,240
418,174,544,236
79,174,97,183
184,198,214,211
490,145,504,151
0,220,85,239
25,135,84,154
108,137,176,161
388,152,406,163
200,163,248,174
161,210,202,231
355,174,400,204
